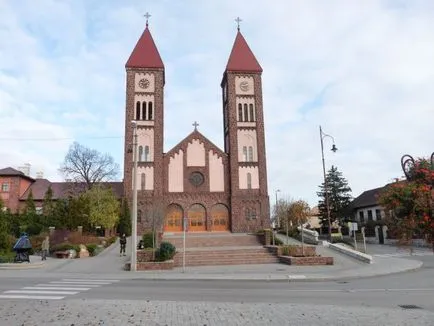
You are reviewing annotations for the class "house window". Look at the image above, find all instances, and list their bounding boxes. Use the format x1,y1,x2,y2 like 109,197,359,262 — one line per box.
148,102,153,120
359,211,365,223
137,209,142,223
138,146,143,162
135,102,141,120
242,146,247,162
238,104,243,121
35,207,43,215
141,173,146,190
247,173,252,189
248,146,253,162
144,146,150,162
375,209,382,220
249,104,254,122
367,210,373,221
1,183,9,192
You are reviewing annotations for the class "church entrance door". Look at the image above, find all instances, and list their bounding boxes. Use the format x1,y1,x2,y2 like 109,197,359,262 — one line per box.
188,204,206,232
211,204,230,231
164,204,183,232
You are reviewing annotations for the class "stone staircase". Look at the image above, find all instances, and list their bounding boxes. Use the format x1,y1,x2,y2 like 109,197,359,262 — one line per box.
162,232,279,267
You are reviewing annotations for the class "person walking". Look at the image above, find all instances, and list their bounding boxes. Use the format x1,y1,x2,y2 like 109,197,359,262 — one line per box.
41,236,49,261
120,234,127,256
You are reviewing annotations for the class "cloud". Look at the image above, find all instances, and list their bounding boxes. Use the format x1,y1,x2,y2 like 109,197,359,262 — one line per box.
1,0,434,209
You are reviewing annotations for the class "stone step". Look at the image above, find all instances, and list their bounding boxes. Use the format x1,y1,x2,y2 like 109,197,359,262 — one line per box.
163,234,262,248
172,247,278,266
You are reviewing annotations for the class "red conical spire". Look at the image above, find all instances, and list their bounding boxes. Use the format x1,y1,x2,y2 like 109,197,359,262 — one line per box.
125,26,164,69
226,31,262,73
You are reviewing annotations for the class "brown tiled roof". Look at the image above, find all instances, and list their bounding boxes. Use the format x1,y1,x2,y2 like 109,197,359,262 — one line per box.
0,167,34,181
349,186,384,210
0,167,24,176
20,180,124,201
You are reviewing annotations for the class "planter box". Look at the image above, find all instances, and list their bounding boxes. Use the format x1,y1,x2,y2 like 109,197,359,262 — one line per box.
125,260,174,271
279,255,334,265
278,245,316,257
137,249,156,262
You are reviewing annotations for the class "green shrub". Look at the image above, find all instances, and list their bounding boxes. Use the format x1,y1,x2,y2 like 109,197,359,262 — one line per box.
86,243,98,256
25,223,43,236
50,242,80,253
0,251,15,263
141,232,156,249
156,241,176,261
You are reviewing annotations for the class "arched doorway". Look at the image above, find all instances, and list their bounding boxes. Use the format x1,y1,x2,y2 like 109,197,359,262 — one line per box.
164,204,183,232
188,204,206,232
211,204,230,231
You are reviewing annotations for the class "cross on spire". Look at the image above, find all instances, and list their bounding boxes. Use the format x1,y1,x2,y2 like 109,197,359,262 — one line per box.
235,16,242,31
144,12,151,27
192,121,199,131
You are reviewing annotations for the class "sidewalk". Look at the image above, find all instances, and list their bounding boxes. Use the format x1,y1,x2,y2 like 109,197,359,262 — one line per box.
0,235,425,282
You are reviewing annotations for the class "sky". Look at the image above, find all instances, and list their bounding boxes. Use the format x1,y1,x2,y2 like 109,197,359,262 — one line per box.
1,0,434,207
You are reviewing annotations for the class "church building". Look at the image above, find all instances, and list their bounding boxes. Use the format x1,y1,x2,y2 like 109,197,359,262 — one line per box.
123,20,270,235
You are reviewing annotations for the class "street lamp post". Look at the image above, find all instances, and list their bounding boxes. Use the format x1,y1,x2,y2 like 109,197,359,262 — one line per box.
131,121,138,272
275,189,281,228
319,126,338,243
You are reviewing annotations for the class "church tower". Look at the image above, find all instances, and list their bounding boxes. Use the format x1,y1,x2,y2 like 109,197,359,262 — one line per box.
124,19,165,232
221,25,270,232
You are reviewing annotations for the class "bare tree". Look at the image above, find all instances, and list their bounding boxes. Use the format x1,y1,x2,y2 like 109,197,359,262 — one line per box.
59,142,119,189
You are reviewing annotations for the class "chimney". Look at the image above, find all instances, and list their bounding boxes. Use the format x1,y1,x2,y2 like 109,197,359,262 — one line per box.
17,163,31,176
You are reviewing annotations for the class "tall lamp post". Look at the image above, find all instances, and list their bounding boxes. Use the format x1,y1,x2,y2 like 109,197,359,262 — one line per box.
131,121,138,272
319,126,338,242
275,189,281,228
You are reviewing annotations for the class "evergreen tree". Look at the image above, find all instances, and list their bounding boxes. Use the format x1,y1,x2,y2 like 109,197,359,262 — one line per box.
117,198,131,236
0,199,10,251
317,165,352,228
42,186,55,226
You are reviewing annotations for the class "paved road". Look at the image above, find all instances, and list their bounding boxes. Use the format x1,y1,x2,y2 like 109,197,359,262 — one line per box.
0,241,433,325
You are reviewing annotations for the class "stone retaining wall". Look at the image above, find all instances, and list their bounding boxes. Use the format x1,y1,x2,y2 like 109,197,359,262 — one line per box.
279,256,334,265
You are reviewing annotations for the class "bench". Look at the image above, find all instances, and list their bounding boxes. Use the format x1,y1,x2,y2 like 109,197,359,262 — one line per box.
54,251,70,259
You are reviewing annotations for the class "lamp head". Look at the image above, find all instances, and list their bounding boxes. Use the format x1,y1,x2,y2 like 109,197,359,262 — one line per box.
331,144,338,152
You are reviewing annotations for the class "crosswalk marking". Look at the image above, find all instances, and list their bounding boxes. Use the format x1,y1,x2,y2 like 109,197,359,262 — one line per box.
0,278,120,301
49,281,110,285
5,290,79,295
0,295,64,300
36,283,101,288
24,287,91,291
62,279,120,282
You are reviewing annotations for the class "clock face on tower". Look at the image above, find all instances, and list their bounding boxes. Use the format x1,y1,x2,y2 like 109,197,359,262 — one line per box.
138,78,150,89
239,81,249,92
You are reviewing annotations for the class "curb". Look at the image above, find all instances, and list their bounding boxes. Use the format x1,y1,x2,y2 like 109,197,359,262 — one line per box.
0,261,46,270
123,260,423,282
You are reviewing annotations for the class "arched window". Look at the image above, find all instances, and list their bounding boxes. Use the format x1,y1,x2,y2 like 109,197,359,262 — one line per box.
247,173,252,189
248,146,253,162
138,146,143,162
243,104,248,122
141,173,146,190
238,104,243,121
148,102,153,120
142,102,147,120
144,146,150,162
136,102,141,120
249,104,254,122
242,146,247,162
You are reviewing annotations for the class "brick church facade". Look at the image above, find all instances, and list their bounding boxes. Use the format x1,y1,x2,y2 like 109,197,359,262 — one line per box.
123,23,270,235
